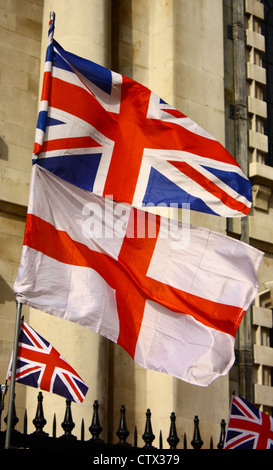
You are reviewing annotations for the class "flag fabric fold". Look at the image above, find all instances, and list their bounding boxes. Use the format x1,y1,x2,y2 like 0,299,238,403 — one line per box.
6,321,88,403
224,395,273,449
14,165,263,386
33,18,252,218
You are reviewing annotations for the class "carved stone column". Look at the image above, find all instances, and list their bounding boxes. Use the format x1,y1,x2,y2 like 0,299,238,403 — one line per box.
27,0,112,438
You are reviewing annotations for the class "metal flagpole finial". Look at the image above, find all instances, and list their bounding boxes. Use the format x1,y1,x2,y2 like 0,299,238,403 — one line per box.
50,11,55,21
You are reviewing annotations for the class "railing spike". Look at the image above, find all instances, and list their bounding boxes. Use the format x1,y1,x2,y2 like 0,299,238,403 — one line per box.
4,396,19,433
52,413,56,438
60,399,76,439
142,408,155,448
134,425,138,447
23,409,27,435
116,404,130,445
89,400,103,442
167,412,180,449
191,415,203,449
32,391,48,436
159,430,163,449
81,418,85,441
217,419,226,449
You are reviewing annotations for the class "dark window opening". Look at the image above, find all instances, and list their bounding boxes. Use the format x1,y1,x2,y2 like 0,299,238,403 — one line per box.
262,1,273,166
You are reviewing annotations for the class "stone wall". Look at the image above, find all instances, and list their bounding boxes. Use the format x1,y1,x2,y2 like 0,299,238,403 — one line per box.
0,0,43,424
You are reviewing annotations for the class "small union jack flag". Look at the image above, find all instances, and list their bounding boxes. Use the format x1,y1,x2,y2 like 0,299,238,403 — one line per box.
7,322,88,404
224,395,273,449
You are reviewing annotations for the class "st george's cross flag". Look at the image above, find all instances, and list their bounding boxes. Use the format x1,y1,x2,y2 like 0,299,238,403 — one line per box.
7,321,88,403
14,165,263,386
33,17,252,218
224,395,273,449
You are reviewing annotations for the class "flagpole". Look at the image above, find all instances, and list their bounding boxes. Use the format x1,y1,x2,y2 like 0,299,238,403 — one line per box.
4,300,22,449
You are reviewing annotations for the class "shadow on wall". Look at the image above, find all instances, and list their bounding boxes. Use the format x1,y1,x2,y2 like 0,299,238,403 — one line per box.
111,0,133,78
0,276,16,304
0,137,8,161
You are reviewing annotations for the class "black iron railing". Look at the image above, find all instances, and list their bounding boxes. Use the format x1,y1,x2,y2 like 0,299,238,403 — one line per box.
0,390,226,450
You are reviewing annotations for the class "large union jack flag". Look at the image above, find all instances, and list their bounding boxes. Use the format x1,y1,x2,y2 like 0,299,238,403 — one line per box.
224,395,273,449
33,18,252,218
7,322,88,404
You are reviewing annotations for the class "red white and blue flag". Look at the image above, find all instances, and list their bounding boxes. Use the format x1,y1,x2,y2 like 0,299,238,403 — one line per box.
33,18,252,218
224,395,273,449
7,321,88,403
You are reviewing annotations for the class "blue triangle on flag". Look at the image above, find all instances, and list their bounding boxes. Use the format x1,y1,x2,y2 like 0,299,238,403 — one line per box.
52,374,74,401
47,116,65,127
17,371,40,389
35,153,102,192
54,40,113,95
142,167,219,216
201,165,252,202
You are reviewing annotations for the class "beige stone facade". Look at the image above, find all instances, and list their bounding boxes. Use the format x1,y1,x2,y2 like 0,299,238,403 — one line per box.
1,0,273,448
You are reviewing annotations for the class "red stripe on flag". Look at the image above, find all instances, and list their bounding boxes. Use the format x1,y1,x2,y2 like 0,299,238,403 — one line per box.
169,160,250,215
63,372,84,403
15,365,40,380
23,324,45,349
41,71,51,102
224,434,251,449
41,136,102,153
116,209,160,353
234,396,255,420
257,413,273,448
33,142,42,154
39,346,61,390
161,108,187,118
49,77,111,133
